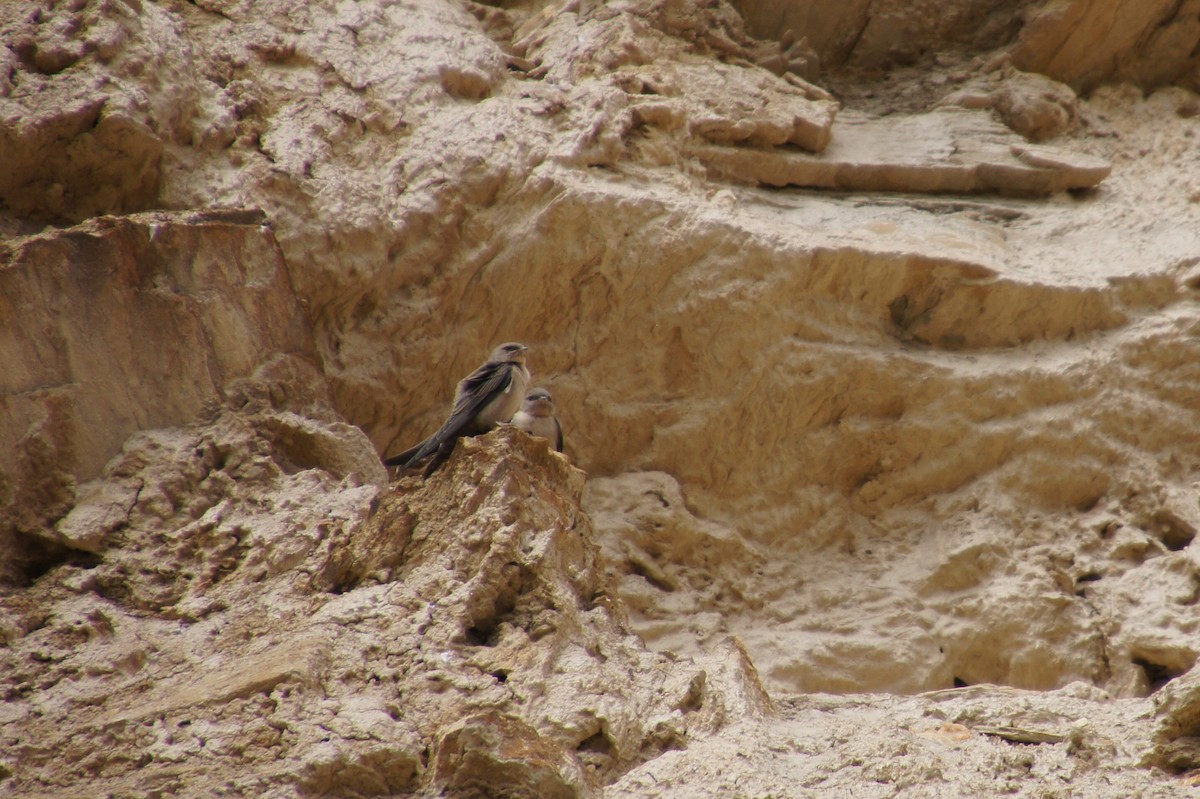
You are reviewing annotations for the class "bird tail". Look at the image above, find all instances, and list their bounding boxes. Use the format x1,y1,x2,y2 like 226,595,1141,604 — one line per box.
420,441,455,477
383,427,455,471
383,438,457,479
383,442,423,468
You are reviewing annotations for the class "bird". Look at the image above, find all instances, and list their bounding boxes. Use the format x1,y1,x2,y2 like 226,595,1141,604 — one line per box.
511,388,563,452
385,342,530,475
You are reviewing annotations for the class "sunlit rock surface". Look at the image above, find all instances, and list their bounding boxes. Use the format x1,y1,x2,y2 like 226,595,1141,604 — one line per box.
2,0,1199,796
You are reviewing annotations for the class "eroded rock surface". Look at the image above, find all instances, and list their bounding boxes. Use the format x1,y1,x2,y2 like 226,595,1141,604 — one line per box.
612,684,1193,798
0,209,314,585
0,0,196,223
3,0,1200,797
697,107,1109,192
733,0,1200,91
0,423,757,797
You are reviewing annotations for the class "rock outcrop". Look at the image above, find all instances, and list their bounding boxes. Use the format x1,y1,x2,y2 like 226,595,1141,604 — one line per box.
733,0,1200,91
0,421,761,797
0,209,315,585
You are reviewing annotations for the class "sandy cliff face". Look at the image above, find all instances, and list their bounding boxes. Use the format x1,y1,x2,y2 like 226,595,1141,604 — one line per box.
3,0,1200,796
732,0,1200,91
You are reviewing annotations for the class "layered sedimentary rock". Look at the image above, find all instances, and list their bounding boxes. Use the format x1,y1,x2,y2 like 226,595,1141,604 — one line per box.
0,209,315,584
732,0,1200,91
0,422,761,797
2,0,1200,796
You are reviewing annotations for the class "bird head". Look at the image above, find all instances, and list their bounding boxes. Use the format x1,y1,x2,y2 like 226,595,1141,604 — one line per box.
491,342,529,365
522,388,556,417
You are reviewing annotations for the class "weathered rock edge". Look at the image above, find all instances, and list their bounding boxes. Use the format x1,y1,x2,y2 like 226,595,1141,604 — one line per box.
0,209,317,585
0,416,769,797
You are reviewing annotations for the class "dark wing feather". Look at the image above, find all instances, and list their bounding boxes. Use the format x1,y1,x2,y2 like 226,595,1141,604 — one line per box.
450,360,517,431
383,442,421,467
553,417,564,453
391,360,516,468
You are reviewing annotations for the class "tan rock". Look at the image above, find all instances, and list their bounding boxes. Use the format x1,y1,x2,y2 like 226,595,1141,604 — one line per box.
608,686,1178,798
105,637,330,724
622,57,837,152
0,423,765,796
746,28,820,81
990,69,1080,141
697,108,1109,193
51,478,141,554
733,0,1200,91
1147,665,1200,769
940,67,1081,142
3,0,1200,797
1012,0,1200,91
298,735,423,798
0,0,198,222
431,712,591,799
0,210,316,581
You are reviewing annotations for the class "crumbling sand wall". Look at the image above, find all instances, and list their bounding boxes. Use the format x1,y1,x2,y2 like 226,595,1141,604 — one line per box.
2,0,1200,796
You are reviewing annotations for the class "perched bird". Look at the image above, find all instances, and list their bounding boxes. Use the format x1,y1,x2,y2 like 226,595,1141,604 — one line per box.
512,388,564,452
385,342,530,475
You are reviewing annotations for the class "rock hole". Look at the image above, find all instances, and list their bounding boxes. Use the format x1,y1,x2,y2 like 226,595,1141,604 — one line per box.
491,670,508,683
577,729,613,756
1133,657,1185,694
440,67,493,101
463,625,496,647
462,564,524,647
463,593,519,647
4,532,95,587
953,676,969,688
1074,571,1102,596
1153,510,1196,552
577,722,625,773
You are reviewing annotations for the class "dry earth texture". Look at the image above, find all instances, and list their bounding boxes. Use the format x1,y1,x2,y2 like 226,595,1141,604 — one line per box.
2,0,1200,797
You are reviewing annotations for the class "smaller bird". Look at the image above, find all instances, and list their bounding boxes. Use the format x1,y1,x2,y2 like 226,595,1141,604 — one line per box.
511,387,563,453
385,342,530,475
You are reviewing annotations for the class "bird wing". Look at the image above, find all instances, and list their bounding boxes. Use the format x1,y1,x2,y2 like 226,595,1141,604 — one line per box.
390,360,516,468
449,359,518,431
554,417,564,453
